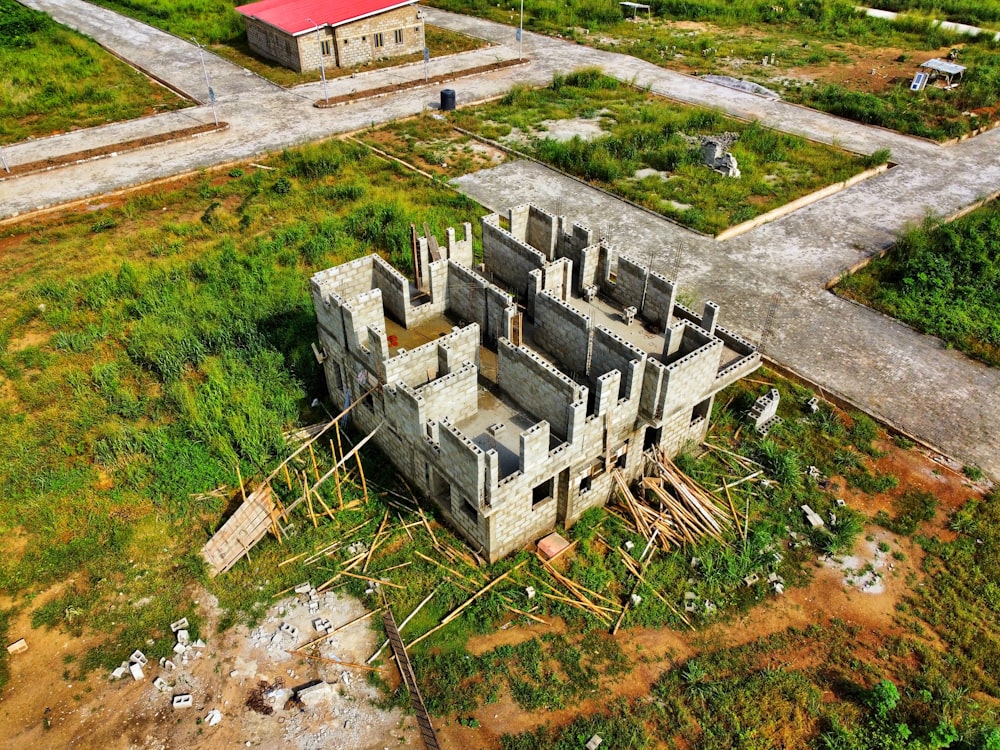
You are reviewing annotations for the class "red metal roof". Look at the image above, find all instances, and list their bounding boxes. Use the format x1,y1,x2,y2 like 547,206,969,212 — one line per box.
235,0,418,36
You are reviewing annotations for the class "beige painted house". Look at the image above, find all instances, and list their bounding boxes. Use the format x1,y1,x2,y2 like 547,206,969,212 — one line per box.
235,0,425,73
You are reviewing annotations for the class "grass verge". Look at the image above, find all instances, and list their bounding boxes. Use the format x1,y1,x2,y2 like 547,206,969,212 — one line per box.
835,200,1000,367
0,0,189,144
366,68,878,235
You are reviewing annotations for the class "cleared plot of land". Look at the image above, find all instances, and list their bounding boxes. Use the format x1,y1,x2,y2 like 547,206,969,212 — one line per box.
366,70,878,235
85,0,485,87
0,0,189,144
837,201,1000,367
428,0,1000,140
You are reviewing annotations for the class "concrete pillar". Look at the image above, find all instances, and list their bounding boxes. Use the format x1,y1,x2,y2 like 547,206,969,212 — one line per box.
702,300,719,335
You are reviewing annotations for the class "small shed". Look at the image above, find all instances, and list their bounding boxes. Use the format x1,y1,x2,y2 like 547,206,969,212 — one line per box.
619,2,651,19
919,58,967,86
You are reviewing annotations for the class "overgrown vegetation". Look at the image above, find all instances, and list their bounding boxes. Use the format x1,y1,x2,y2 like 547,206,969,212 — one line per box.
428,0,1000,139
0,0,188,143
501,616,1000,748
871,0,1000,27
836,202,1000,367
0,139,482,671
384,69,875,234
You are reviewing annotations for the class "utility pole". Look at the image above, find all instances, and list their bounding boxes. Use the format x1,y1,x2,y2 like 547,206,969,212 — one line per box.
306,17,329,103
190,37,218,126
518,0,524,60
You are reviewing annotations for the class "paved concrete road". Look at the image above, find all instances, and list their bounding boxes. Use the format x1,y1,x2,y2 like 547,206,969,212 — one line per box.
4,1,1000,477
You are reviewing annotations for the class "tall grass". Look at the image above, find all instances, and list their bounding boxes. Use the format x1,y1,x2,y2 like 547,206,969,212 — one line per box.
0,139,482,670
0,0,188,144
836,202,1000,366
452,70,873,234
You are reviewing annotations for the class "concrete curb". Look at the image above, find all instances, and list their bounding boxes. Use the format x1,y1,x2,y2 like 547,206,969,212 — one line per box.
714,162,892,242
0,123,228,183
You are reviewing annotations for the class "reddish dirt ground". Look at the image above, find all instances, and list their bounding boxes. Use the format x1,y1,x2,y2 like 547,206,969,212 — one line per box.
436,438,988,748
0,432,988,749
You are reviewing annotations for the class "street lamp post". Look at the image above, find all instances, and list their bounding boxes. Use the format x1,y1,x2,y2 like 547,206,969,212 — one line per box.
190,37,218,126
518,0,524,60
307,17,329,104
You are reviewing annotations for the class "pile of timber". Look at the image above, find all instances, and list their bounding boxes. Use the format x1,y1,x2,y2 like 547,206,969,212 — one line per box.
611,451,734,550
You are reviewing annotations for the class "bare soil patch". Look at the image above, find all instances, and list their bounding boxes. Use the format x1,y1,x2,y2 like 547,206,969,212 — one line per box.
1,586,416,750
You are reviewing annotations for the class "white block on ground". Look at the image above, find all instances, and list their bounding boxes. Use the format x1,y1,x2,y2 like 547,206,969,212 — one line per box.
169,617,189,633
172,694,193,708
297,681,334,708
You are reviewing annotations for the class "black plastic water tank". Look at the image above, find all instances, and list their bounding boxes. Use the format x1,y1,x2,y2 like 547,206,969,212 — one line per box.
440,89,456,111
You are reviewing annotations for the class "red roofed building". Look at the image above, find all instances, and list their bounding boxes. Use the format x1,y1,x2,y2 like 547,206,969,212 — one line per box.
235,0,425,73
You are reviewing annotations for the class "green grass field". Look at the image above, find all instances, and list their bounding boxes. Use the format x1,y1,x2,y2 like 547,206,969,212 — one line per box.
836,201,1000,367
409,69,880,235
871,0,1000,27
427,0,1000,140
0,0,189,144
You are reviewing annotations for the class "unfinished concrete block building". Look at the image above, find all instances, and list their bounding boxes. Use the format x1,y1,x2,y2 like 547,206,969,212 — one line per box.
310,205,760,561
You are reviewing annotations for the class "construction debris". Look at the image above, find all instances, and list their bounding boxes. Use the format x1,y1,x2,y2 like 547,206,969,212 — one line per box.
611,450,735,551
6,638,27,655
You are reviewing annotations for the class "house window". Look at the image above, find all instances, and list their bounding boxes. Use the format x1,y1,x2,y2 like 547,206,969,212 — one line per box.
394,29,404,44
461,498,478,521
532,478,553,508
580,475,592,493
321,39,331,56
373,32,384,48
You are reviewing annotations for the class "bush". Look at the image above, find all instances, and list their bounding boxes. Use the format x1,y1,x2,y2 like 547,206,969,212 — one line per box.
877,489,937,535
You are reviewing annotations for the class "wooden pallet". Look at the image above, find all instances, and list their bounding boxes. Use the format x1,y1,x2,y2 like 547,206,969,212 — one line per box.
382,608,441,750
201,485,278,576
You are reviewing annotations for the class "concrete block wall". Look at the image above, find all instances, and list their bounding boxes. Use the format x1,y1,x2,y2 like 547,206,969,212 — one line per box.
341,291,383,354
590,326,647,399
524,205,559,259
412,362,478,428
497,339,586,439
245,19,301,71
555,216,594,257
562,243,599,295
447,262,514,344
383,323,478,388
332,7,423,70
483,213,547,297
533,291,592,376
661,325,723,419
313,288,348,349
438,419,486,504
294,26,335,73
542,257,572,299
372,256,409,324
312,256,376,302
644,272,678,330
445,223,474,268
606,254,647,310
